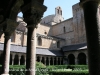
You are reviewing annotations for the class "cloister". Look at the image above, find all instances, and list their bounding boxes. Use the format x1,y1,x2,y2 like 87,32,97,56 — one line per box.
0,0,100,75
0,48,87,66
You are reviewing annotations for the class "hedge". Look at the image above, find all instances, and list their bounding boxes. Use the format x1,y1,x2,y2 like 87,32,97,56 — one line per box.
0,64,89,75
47,65,88,71
49,70,89,75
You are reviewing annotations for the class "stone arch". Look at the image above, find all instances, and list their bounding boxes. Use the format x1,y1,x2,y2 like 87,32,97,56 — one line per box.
78,52,86,65
10,54,12,65
14,54,19,65
68,54,75,65
20,55,25,65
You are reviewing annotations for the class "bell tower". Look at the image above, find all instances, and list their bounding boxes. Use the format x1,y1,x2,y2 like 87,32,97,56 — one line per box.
55,6,62,15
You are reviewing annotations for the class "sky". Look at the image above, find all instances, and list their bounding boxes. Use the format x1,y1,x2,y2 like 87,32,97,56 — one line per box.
18,0,79,20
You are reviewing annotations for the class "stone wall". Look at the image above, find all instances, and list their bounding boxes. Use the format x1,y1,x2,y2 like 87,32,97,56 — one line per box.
72,3,86,44
52,18,74,46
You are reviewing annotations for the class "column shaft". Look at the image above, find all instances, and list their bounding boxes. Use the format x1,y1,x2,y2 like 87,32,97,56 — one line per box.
80,1,100,75
48,58,50,66
75,58,78,65
53,58,54,65
12,59,14,65
12,55,15,65
44,58,46,65
18,56,21,65
1,36,11,75
26,27,36,75
60,58,61,65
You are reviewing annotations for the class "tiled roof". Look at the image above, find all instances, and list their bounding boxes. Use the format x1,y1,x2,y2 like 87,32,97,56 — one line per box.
36,48,63,56
62,43,87,52
0,43,63,56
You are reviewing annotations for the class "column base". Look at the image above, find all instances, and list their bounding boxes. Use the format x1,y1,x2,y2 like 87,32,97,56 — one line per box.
1,74,9,75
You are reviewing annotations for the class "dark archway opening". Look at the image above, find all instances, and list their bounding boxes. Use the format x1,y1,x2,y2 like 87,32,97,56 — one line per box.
78,53,86,65
68,54,75,65
50,57,53,65
58,57,60,65
14,55,19,65
20,55,25,65
10,54,12,65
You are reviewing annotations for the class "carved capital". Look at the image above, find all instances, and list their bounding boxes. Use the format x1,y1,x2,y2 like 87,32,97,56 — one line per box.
80,0,100,7
22,1,47,28
4,19,18,36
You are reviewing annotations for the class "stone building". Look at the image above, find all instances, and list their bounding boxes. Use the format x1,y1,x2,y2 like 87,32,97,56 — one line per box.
0,3,88,65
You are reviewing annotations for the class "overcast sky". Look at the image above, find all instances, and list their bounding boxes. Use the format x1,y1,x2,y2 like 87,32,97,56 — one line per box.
18,0,79,20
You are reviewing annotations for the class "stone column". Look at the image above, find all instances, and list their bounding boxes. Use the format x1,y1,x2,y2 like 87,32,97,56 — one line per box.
21,1,46,75
75,58,78,65
86,58,88,65
48,57,50,66
75,55,78,65
60,57,62,65
52,57,54,65
1,0,23,74
80,0,100,75
24,56,26,65
12,54,15,65
26,27,36,75
1,33,11,75
44,57,46,65
40,56,42,63
18,55,21,65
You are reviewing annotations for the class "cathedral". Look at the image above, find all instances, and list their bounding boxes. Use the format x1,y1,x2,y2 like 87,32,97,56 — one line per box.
0,3,88,66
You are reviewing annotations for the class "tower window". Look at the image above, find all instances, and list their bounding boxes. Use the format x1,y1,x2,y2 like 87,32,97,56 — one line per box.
37,37,42,46
63,26,66,33
61,10,62,15
57,9,59,14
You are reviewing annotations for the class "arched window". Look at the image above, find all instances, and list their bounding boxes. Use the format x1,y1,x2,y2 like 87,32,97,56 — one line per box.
63,26,66,33
57,41,60,48
37,37,42,46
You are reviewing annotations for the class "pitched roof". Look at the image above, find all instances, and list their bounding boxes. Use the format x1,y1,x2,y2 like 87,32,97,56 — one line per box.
36,48,63,56
0,43,63,56
62,43,87,52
